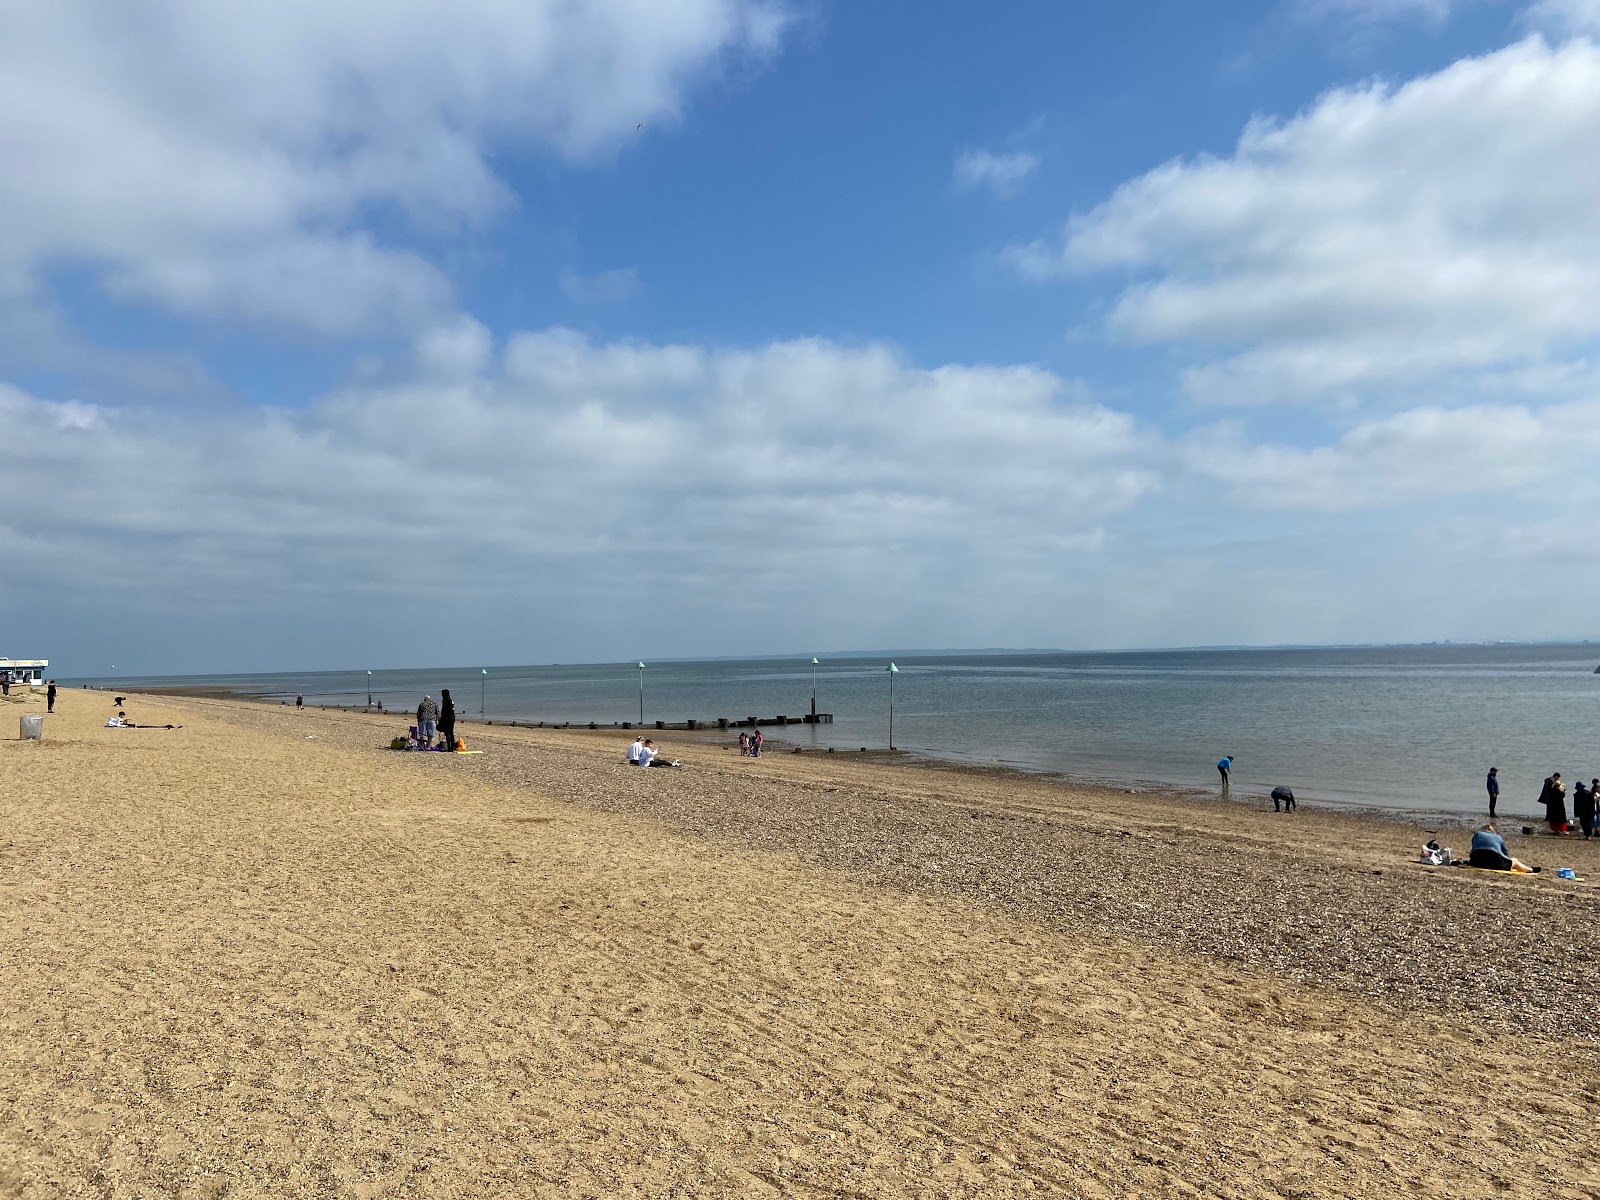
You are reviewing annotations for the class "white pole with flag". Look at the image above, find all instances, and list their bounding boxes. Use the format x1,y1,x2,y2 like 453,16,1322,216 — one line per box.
811,656,820,718
637,662,646,724
480,668,487,716
367,669,372,708
887,662,899,750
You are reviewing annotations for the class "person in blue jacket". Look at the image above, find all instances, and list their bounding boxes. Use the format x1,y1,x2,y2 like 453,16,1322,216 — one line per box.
1217,755,1234,789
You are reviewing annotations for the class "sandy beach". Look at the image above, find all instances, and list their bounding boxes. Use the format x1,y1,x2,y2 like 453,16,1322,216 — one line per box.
3,688,1599,1199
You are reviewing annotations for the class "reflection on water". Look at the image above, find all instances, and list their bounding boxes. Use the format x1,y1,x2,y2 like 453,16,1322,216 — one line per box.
87,643,1600,816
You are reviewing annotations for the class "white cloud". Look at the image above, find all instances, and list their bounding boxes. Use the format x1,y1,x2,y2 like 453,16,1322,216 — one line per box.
1521,0,1600,34
559,267,643,305
1190,397,1600,509
1010,37,1600,404
954,149,1041,198
0,1,791,337
0,332,1153,652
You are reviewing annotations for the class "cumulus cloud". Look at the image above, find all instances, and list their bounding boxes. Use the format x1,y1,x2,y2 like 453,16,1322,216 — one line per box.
954,149,1041,198
1190,397,1600,509
1522,0,1600,34
0,332,1154,658
0,0,791,337
1010,37,1600,404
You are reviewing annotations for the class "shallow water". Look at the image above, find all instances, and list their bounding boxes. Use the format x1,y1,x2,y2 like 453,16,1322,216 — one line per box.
81,643,1600,816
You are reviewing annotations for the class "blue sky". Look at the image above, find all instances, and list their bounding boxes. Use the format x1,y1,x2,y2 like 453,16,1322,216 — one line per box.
5,0,1600,675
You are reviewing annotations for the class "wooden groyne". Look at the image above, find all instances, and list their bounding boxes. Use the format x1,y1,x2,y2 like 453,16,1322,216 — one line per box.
474,713,833,731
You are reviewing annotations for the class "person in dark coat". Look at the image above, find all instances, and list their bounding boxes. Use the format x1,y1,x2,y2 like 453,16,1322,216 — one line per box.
1485,767,1499,818
1270,785,1296,813
438,689,457,752
46,680,57,713
1539,772,1568,834
1573,778,1595,840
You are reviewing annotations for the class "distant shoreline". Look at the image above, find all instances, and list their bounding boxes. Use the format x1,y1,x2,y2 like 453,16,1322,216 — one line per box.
101,680,1515,831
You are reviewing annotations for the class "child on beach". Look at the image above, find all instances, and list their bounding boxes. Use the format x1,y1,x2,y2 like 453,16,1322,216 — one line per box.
738,732,749,756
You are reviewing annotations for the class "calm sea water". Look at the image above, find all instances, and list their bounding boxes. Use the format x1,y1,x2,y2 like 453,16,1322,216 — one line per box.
78,644,1600,816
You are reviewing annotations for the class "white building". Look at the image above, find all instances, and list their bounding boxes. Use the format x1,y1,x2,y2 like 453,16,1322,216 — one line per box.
0,658,47,687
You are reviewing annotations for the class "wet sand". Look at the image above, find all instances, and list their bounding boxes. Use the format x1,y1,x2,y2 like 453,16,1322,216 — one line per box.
3,688,1598,1198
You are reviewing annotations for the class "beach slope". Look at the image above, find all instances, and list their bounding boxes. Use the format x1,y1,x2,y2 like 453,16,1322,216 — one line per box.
2,691,1597,1198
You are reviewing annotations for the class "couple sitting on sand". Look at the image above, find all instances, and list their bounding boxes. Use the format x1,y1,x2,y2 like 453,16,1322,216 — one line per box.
626,736,679,768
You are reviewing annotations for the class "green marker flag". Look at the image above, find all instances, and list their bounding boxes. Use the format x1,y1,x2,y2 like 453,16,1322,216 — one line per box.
888,662,899,672
811,657,819,665
638,661,646,669
1594,664,1600,674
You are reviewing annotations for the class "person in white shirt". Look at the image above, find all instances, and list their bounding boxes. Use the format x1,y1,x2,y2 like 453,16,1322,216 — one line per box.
106,711,132,727
637,740,658,767
627,736,646,765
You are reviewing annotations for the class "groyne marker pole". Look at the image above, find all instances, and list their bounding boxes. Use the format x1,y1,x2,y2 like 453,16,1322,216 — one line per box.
887,661,898,750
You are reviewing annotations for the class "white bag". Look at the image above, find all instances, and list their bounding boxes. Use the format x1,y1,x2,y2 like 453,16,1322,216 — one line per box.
19,715,44,740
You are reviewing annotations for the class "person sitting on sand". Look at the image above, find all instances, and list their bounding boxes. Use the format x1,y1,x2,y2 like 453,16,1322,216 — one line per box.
638,739,680,768
627,735,646,765
1469,824,1534,872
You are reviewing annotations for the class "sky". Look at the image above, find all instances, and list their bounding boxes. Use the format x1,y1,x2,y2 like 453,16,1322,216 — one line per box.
6,0,1600,675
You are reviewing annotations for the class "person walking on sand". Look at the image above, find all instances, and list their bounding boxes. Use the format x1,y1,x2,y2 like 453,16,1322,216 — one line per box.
1574,778,1596,841
1486,767,1500,818
46,680,56,713
1217,755,1234,789
438,689,457,752
417,694,438,747
738,731,749,756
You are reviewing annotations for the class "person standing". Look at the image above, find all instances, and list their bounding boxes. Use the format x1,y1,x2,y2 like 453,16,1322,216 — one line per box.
1217,755,1234,790
1574,778,1595,841
438,689,457,752
1539,772,1568,834
46,680,57,713
417,694,438,747
1485,767,1500,818
296,694,304,709
751,729,763,757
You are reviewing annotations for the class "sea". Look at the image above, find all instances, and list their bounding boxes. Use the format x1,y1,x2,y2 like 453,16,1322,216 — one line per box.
76,644,1600,818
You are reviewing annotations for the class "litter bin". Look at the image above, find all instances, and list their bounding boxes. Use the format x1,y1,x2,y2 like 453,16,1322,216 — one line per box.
20,714,44,740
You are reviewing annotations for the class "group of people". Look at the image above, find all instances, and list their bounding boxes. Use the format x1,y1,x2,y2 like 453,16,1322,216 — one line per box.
413,691,460,752
1486,767,1597,838
626,736,679,768
738,730,764,757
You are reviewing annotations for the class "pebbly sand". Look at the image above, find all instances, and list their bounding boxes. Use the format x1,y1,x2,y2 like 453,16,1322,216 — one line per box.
3,688,1599,1198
